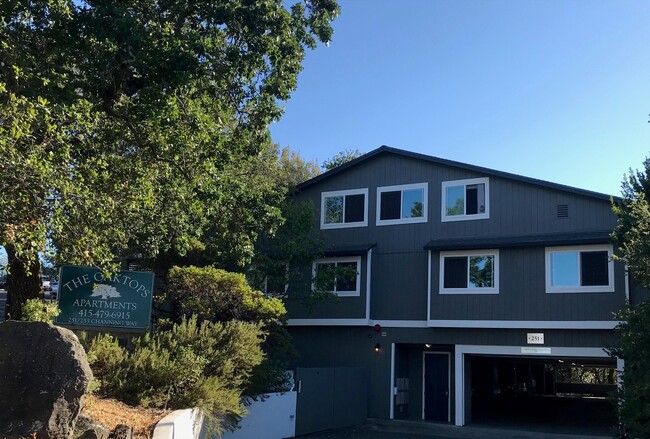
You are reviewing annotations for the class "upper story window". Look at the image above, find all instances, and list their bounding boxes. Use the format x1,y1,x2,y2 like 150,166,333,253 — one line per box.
321,188,368,229
312,256,361,297
376,183,428,226
545,245,614,293
441,177,490,222
439,250,499,294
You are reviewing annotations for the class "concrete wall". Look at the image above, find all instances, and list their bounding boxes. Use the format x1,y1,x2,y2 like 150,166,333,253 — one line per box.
153,408,204,439
221,392,296,439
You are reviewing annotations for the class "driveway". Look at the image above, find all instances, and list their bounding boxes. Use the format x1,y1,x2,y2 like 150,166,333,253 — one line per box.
295,419,611,439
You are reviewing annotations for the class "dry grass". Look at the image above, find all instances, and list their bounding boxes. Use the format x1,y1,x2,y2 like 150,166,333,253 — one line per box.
81,394,171,439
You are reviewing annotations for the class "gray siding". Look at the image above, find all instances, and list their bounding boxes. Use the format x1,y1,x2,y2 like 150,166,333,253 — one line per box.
289,152,624,322
371,251,428,321
288,326,618,420
429,246,626,322
285,257,368,320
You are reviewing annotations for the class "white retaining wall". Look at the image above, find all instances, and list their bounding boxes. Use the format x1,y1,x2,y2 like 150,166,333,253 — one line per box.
221,392,297,439
153,408,204,439
153,392,296,439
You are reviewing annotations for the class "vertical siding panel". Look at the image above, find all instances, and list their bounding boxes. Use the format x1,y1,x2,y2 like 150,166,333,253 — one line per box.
289,151,624,323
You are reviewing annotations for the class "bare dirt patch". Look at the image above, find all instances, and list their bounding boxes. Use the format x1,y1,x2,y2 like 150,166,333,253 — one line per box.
82,395,171,439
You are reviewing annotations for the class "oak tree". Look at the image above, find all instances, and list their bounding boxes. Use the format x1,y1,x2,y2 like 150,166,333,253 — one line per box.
0,0,339,318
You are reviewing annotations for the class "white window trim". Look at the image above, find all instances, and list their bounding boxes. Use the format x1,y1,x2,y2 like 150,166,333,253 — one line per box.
312,256,361,297
376,182,428,226
320,188,368,229
545,244,614,294
439,249,499,294
441,177,490,222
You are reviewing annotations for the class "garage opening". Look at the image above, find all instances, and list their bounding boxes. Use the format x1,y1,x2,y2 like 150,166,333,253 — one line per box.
469,355,617,435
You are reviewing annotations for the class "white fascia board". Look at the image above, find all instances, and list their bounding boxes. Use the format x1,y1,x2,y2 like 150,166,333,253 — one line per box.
428,320,619,329
286,319,619,329
286,318,369,326
370,320,429,328
456,344,611,358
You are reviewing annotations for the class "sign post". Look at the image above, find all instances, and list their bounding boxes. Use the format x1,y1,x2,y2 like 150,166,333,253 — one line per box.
56,265,154,330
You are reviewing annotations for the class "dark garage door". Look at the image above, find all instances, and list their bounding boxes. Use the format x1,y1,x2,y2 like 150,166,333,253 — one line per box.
469,355,617,436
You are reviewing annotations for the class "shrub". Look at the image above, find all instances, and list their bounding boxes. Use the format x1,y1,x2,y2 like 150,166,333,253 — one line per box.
166,265,294,395
167,265,286,324
85,315,264,434
20,298,60,323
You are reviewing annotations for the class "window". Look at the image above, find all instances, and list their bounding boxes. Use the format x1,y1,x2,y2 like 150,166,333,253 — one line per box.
442,178,489,222
247,263,288,297
545,245,614,293
439,250,499,294
376,183,428,225
321,189,368,229
263,264,289,297
312,257,361,297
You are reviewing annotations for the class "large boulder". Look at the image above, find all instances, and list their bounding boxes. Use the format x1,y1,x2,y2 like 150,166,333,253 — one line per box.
0,321,93,438
73,414,110,439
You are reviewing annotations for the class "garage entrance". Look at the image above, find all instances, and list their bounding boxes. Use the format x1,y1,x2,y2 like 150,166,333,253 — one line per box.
469,355,617,435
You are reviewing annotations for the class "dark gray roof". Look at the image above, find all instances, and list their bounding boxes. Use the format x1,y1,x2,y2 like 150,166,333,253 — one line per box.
297,145,617,202
324,243,377,257
423,230,613,251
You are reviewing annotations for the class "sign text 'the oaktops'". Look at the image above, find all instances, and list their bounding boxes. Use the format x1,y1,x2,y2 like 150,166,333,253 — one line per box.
56,265,154,330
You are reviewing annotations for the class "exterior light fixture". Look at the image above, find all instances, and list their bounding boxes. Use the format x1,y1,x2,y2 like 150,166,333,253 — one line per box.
425,344,432,348
374,343,381,353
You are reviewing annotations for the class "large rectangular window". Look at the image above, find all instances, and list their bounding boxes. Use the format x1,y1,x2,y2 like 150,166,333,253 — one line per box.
546,245,614,293
321,188,368,229
441,178,489,222
376,183,428,226
312,257,361,297
439,250,499,294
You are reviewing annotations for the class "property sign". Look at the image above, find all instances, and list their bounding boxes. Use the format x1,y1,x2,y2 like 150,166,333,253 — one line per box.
521,347,551,354
56,265,154,330
526,333,545,344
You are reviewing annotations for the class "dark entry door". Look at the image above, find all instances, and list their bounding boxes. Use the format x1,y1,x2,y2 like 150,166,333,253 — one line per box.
424,352,450,422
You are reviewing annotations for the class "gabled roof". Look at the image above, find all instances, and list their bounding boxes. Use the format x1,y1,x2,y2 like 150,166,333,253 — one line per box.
297,145,617,202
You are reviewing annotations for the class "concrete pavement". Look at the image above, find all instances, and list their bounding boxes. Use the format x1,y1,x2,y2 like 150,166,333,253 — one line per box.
296,419,612,439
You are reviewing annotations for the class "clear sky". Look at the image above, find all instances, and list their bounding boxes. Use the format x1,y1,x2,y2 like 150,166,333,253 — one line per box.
270,0,650,196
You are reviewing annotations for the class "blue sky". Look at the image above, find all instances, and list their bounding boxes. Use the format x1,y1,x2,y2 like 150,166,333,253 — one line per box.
270,0,650,196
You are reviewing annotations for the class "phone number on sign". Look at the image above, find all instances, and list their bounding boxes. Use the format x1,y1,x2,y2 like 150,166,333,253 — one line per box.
77,310,131,319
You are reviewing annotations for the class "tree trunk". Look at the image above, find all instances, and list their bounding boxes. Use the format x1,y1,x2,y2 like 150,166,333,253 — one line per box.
5,244,41,320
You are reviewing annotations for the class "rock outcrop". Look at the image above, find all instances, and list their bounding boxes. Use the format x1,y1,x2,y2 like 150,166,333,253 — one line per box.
73,414,110,439
0,320,93,438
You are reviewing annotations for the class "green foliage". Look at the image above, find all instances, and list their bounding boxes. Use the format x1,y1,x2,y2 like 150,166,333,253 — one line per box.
166,265,300,396
554,365,616,385
251,200,325,295
0,0,339,314
322,148,362,171
613,193,650,288
611,157,650,436
20,298,59,323
611,302,650,438
167,266,286,324
85,316,264,434
277,146,321,189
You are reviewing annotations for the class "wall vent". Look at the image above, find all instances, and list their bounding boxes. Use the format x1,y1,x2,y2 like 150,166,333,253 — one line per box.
557,204,569,219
